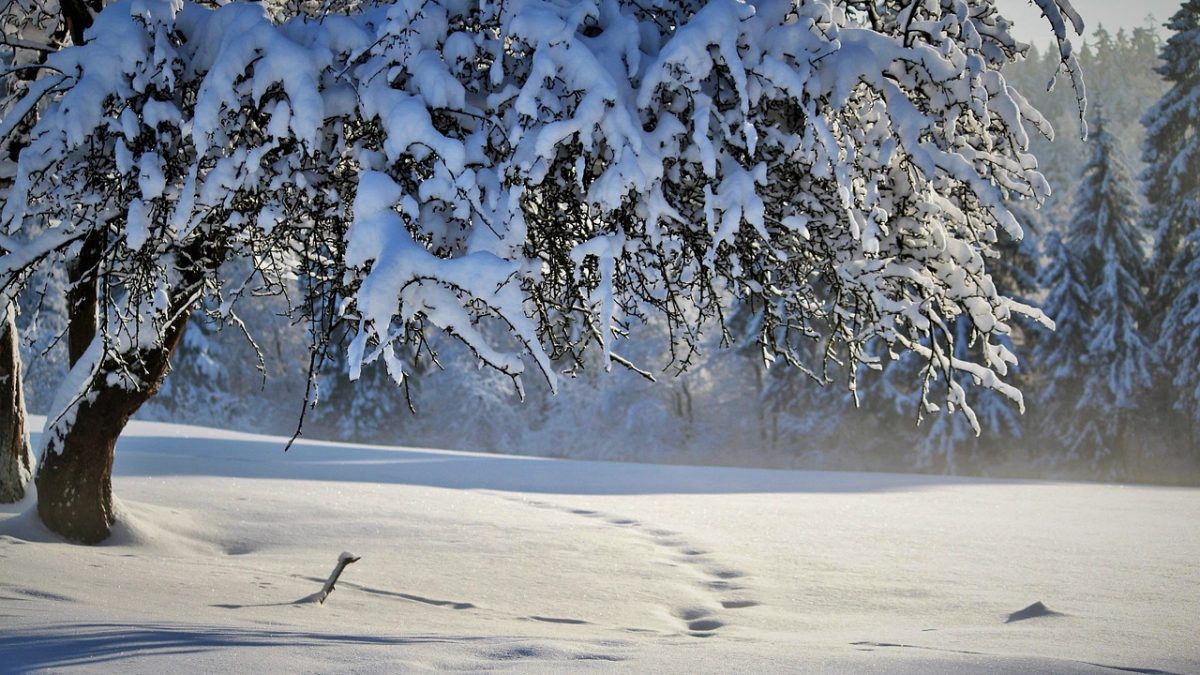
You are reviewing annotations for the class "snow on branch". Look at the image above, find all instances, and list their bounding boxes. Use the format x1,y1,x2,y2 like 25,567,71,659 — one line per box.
0,0,1084,425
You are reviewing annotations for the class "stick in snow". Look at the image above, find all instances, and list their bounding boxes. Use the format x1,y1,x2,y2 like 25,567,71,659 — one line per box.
315,551,361,604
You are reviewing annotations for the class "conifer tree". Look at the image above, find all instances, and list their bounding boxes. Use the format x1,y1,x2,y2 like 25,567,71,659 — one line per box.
1041,113,1153,471
1144,0,1200,436
1032,230,1086,465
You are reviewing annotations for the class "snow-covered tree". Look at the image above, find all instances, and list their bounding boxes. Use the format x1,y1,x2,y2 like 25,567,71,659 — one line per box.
1038,113,1152,471
854,201,1042,475
914,199,1046,475
1144,0,1200,435
1031,230,1085,446
0,304,30,501
1077,116,1154,471
0,0,1083,542
1003,22,1165,236
0,0,104,502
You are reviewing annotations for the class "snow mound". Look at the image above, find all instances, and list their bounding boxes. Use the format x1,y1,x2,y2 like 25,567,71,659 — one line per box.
1006,601,1064,623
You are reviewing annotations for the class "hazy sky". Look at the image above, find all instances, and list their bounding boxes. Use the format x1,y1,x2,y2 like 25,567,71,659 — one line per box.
996,0,1183,43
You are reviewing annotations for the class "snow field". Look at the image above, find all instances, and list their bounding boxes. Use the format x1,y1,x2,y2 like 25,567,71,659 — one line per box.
1,418,1198,673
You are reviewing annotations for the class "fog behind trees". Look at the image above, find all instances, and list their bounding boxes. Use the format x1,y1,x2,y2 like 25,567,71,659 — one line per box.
17,17,1198,486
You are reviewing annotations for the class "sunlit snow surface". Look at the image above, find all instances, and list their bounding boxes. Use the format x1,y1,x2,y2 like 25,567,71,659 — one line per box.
2,418,1197,673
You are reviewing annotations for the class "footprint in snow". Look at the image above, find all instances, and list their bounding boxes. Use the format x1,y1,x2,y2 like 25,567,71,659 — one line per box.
527,615,589,625
672,606,725,636
505,497,763,638
687,618,724,632
673,607,711,621
720,600,759,609
707,567,746,580
607,518,639,526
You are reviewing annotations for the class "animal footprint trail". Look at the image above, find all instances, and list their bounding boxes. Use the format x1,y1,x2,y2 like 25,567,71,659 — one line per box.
506,496,762,639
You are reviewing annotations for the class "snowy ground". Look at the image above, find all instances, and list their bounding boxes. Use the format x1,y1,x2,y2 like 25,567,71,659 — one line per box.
2,419,1198,674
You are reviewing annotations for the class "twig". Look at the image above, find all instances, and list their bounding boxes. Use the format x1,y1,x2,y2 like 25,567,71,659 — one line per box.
316,551,361,604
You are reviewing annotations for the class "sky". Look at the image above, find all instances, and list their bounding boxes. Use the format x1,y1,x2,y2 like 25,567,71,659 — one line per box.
996,0,1183,43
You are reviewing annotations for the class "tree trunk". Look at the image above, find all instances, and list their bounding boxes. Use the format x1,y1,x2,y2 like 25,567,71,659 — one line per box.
34,233,211,543
59,0,103,45
0,306,33,503
35,309,191,543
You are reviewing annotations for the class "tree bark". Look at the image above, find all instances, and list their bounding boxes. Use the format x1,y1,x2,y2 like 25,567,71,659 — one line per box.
0,306,33,503
35,302,192,543
59,0,102,45
0,0,106,515
34,235,214,543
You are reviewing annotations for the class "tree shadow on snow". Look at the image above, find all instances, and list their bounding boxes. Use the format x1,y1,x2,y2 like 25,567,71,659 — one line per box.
0,622,482,671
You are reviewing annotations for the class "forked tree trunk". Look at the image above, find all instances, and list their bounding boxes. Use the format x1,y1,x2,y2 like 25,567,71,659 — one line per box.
35,305,192,543
34,234,208,543
35,351,181,542
0,306,33,503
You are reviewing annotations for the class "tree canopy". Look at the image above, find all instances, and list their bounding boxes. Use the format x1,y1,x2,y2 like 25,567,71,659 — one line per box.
0,0,1086,539
2,0,1084,415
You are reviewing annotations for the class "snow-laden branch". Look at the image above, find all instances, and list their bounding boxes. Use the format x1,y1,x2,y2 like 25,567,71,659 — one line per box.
0,0,1084,423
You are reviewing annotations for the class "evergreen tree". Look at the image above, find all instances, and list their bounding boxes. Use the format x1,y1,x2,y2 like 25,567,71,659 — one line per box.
1143,2,1200,291
1144,0,1200,439
147,309,237,427
1033,231,1089,434
1004,21,1166,232
1040,113,1153,472
1158,244,1200,441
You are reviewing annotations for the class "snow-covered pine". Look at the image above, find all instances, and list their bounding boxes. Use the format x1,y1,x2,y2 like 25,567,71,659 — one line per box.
1144,0,1200,432
1143,0,1200,297
1077,115,1154,471
1158,242,1200,435
1038,113,1152,472
1031,230,1086,458
0,0,1083,539
146,307,238,426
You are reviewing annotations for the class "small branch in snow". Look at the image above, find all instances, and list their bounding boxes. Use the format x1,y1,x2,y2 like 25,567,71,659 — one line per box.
312,551,360,605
